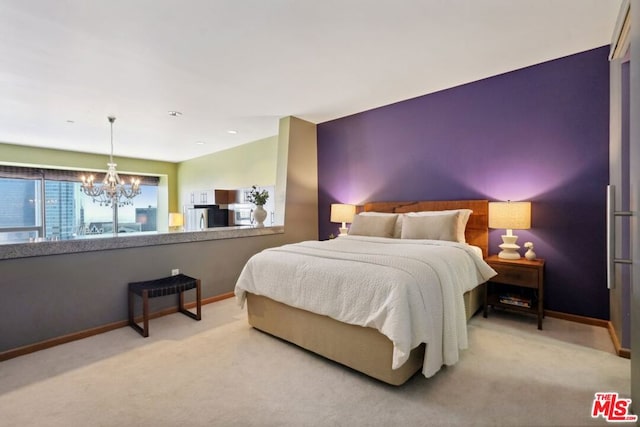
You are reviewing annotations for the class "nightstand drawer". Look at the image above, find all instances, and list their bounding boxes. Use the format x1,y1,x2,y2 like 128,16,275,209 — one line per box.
490,264,538,287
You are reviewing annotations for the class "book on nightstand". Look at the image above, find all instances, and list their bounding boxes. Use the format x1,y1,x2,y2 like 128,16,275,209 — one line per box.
498,294,532,308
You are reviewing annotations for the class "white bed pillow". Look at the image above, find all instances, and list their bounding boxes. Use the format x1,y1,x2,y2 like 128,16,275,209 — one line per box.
359,212,403,238
348,214,398,238
401,212,459,241
405,209,472,243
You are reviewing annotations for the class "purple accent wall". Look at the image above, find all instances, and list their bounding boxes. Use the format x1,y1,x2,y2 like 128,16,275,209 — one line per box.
317,46,610,319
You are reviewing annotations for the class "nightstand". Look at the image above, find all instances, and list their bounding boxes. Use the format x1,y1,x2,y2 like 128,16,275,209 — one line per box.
483,255,545,330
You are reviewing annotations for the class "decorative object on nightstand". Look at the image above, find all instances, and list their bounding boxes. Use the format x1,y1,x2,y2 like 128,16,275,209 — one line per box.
488,201,531,259
483,255,545,329
330,203,356,236
524,241,536,260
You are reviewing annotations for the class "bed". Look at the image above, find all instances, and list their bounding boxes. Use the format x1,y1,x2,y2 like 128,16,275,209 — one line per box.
235,200,496,385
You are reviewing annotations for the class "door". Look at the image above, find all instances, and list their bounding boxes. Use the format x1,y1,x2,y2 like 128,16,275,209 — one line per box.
612,0,638,411
609,54,632,355
630,0,639,412
610,0,632,358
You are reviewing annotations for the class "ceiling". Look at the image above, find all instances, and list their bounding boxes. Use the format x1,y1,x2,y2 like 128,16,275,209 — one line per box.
0,1,622,163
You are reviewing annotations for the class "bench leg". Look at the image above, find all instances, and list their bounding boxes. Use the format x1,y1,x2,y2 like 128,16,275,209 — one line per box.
196,279,202,320
128,289,147,338
178,279,202,321
128,289,135,327
142,290,149,337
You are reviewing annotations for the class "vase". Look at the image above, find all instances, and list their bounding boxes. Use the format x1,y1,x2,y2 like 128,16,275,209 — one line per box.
253,205,268,227
525,248,537,260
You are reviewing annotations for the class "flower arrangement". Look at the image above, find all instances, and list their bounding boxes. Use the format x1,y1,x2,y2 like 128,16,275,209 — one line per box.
247,185,269,206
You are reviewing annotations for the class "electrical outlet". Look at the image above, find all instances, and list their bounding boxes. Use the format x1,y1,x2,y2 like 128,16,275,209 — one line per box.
171,269,179,276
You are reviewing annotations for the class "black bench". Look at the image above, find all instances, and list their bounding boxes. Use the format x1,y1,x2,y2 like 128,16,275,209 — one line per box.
128,274,202,337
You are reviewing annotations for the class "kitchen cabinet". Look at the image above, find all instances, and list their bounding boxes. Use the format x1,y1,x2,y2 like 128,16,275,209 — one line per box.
186,189,235,206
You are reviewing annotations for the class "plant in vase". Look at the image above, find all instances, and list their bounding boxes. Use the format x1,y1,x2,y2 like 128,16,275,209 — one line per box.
247,185,269,227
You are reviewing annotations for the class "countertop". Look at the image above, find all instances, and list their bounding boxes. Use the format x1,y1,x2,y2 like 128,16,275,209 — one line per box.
0,225,284,260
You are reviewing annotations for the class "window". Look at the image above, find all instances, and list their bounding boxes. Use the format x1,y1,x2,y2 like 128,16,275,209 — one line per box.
0,166,159,243
0,178,41,242
78,184,158,236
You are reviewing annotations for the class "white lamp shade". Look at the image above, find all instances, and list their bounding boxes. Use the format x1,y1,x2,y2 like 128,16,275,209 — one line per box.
168,213,184,227
330,204,356,224
489,201,531,230
489,201,531,259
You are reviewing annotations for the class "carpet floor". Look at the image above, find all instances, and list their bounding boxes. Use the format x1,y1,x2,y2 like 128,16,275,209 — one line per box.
0,298,631,426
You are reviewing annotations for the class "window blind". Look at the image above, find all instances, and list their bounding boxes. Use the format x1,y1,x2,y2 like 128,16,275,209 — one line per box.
0,165,160,186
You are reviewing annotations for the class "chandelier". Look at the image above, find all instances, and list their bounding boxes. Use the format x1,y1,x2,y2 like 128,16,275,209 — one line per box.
81,116,141,207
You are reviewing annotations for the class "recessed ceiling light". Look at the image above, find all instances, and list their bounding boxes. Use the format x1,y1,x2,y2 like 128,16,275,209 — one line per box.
195,141,205,145
168,111,182,117
66,120,75,123
227,130,238,134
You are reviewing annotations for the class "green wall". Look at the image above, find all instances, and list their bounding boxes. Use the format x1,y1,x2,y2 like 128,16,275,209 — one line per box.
0,136,281,222
177,136,278,207
0,142,179,212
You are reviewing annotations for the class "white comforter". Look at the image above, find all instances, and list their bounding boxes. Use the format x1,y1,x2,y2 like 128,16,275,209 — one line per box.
234,235,497,378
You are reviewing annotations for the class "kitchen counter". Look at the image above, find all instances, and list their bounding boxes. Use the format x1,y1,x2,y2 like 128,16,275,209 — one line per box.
0,225,284,260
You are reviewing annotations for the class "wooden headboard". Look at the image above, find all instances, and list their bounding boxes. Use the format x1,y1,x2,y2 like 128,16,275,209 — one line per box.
363,200,489,258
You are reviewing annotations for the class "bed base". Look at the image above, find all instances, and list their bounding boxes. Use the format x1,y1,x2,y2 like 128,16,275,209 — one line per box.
246,284,484,386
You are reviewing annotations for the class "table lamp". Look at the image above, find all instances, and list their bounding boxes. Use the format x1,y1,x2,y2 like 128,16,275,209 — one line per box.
168,212,184,232
488,201,531,259
330,204,356,236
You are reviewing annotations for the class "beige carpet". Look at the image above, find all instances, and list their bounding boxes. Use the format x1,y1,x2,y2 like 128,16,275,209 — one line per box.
0,298,630,426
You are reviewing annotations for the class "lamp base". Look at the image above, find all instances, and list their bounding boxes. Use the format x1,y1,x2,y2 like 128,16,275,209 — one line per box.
498,233,521,259
338,226,349,236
